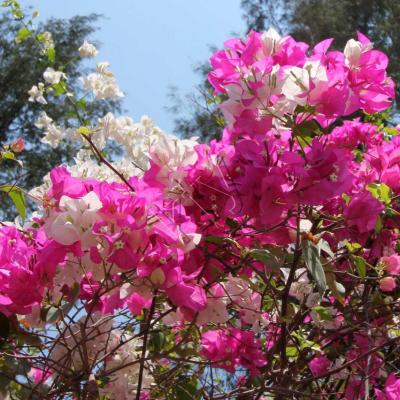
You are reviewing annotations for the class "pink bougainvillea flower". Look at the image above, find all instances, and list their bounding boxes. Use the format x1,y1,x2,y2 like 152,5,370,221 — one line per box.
343,191,384,233
375,373,400,400
309,354,330,377
379,276,397,292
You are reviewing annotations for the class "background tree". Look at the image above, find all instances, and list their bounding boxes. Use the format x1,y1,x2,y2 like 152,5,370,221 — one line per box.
0,11,121,217
166,60,224,142
171,0,400,141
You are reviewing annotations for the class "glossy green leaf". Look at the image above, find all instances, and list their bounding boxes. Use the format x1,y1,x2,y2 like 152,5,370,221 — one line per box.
302,240,326,295
313,305,333,321
45,306,61,324
0,185,26,221
1,151,16,161
15,26,30,43
318,239,334,259
352,255,366,278
249,249,272,264
324,263,345,305
286,346,299,357
46,47,55,63
367,183,391,205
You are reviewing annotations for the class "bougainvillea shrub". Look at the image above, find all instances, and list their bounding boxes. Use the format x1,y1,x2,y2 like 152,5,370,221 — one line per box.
1,5,400,398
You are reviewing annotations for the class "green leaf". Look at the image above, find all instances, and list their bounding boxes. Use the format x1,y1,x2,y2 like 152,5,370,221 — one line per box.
285,346,299,358
344,241,362,252
375,215,383,233
149,331,165,353
76,98,87,110
205,236,240,250
11,8,23,19
36,32,45,42
302,240,326,295
353,149,364,163
324,263,345,305
249,249,272,264
313,305,333,321
293,120,321,140
77,126,93,136
387,207,400,218
205,236,223,245
46,47,56,64
215,115,225,127
342,193,350,205
45,306,61,324
249,248,281,272
226,217,241,230
1,151,22,167
317,239,334,259
174,378,198,400
15,27,30,43
0,185,26,221
53,82,66,96
367,183,391,205
352,255,366,278
45,285,79,324
384,127,398,137
295,104,316,114
1,151,16,161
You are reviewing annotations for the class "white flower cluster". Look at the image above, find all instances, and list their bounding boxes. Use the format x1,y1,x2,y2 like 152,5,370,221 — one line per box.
50,314,113,373
40,31,54,51
28,67,66,105
79,40,98,57
35,112,65,148
49,314,153,399
31,40,203,216
81,62,123,100
100,332,153,400
43,67,66,85
28,82,47,104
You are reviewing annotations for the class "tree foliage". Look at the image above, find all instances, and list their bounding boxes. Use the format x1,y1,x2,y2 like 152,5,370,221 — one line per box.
0,11,121,217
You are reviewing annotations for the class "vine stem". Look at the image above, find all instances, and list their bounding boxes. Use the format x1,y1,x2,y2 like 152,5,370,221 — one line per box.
278,205,301,377
65,96,136,193
81,133,136,193
135,293,157,400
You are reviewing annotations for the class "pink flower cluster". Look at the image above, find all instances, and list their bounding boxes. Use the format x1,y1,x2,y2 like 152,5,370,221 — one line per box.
209,30,394,134
200,328,266,375
0,165,209,318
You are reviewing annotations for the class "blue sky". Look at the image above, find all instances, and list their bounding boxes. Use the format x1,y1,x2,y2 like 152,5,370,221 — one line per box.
29,0,245,133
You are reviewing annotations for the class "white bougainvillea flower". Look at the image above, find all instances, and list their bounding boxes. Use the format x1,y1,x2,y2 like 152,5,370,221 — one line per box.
40,31,54,50
49,191,103,246
34,111,53,129
28,83,47,104
78,40,98,57
343,38,373,67
261,27,287,56
81,62,123,100
35,112,66,148
43,67,66,85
